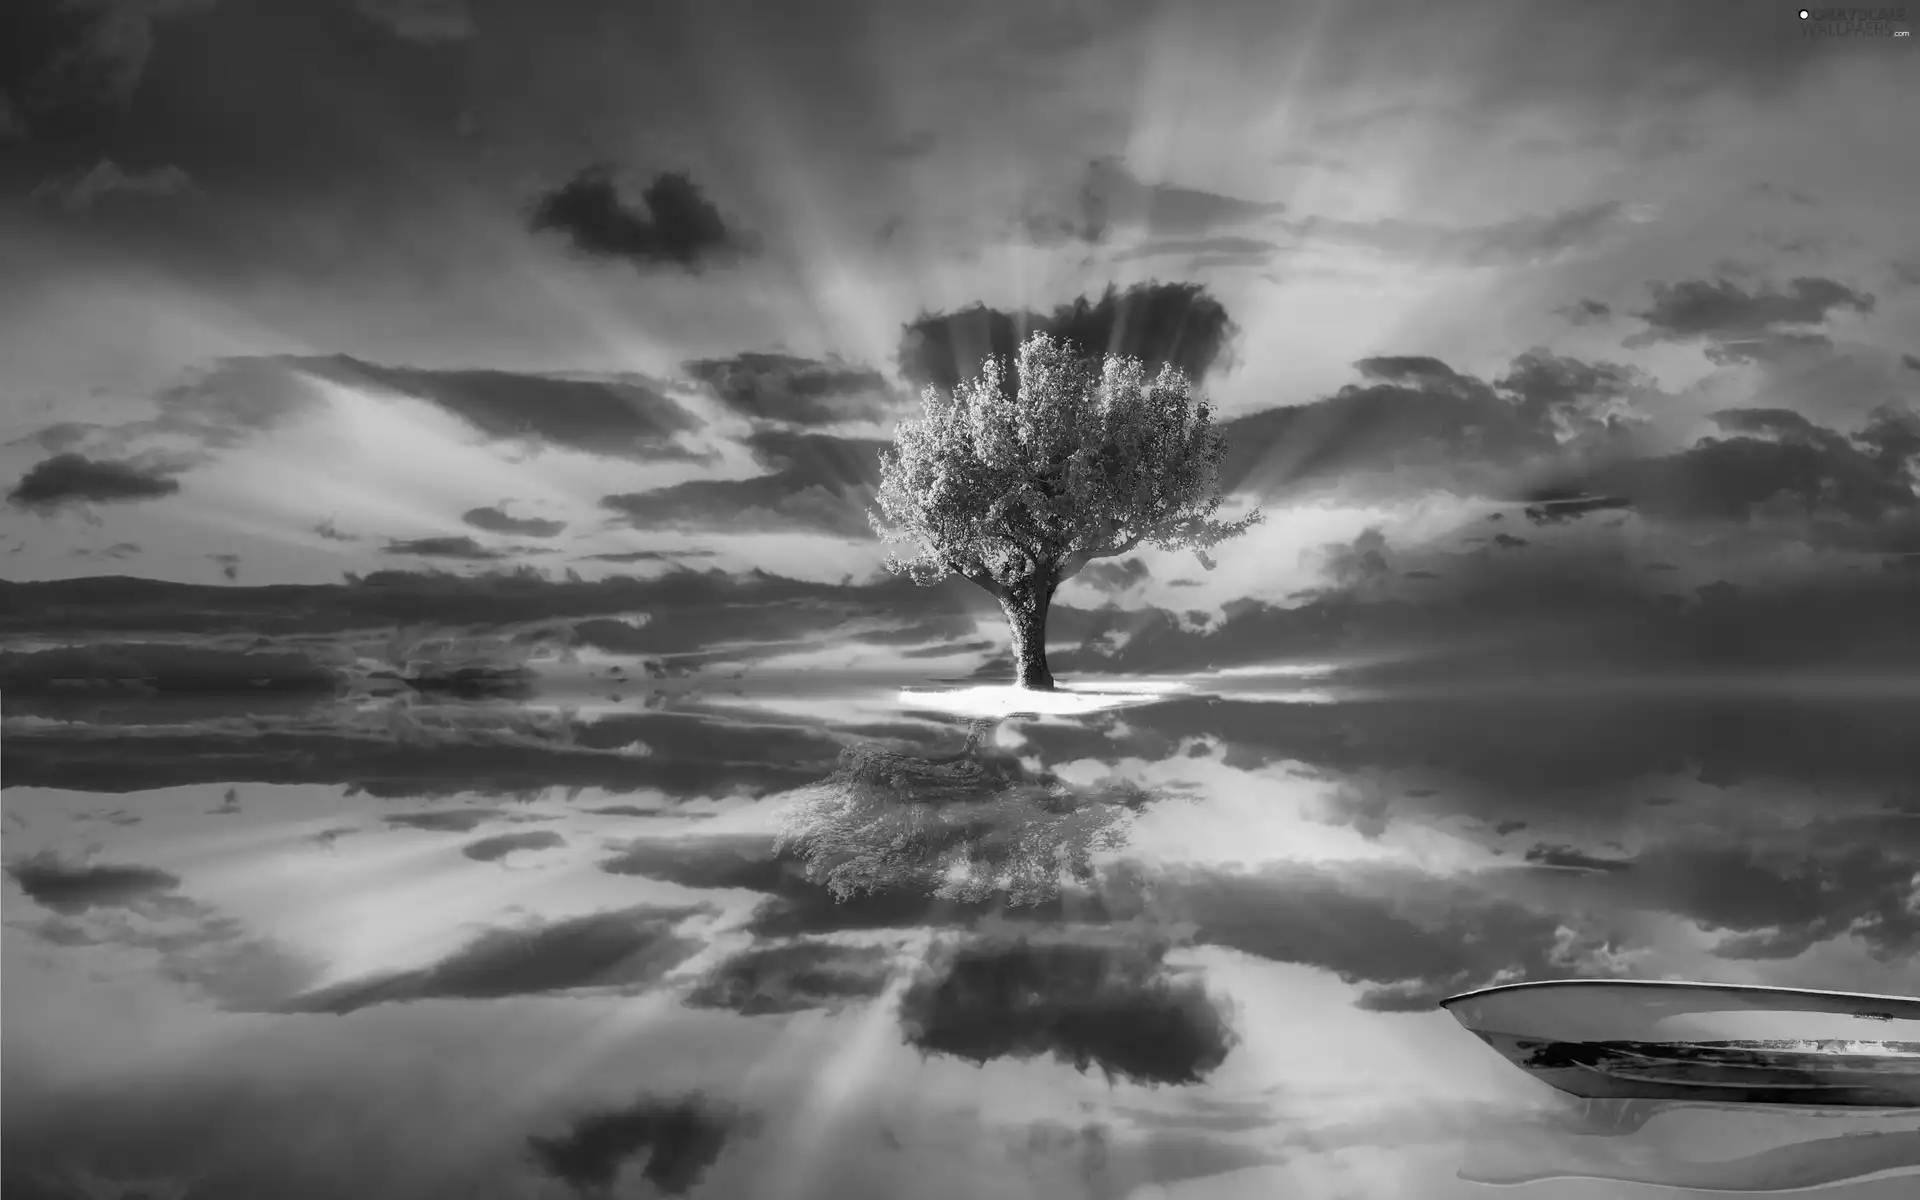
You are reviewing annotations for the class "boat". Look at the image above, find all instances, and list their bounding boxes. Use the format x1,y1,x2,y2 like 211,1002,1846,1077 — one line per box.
1440,980,1920,1107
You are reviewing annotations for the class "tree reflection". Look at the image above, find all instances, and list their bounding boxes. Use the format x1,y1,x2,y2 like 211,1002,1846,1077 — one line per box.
775,716,1153,906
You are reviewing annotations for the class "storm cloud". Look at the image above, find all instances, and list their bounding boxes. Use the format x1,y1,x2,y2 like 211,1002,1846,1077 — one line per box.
897,281,1239,395
7,453,183,510
1215,347,1648,501
382,535,504,560
682,353,897,427
528,166,756,272
6,852,183,915
898,932,1237,1084
297,357,703,462
1626,274,1876,364
461,505,566,538
527,1093,743,1197
600,429,887,538
683,940,896,1015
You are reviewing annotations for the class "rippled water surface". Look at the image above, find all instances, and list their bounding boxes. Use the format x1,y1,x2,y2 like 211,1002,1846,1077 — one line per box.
7,676,1920,1199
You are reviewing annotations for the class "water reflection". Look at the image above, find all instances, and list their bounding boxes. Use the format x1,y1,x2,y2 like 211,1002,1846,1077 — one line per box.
1455,1101,1920,1191
6,679,1920,1197
776,717,1151,905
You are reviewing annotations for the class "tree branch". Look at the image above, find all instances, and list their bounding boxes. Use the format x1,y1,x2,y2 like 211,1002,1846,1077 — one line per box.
946,557,1007,599
1058,529,1142,582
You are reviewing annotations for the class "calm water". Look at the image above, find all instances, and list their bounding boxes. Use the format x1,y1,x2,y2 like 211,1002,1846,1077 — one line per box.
6,675,1920,1199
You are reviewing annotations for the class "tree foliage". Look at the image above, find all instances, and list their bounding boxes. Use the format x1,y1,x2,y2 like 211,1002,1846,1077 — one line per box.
870,332,1261,599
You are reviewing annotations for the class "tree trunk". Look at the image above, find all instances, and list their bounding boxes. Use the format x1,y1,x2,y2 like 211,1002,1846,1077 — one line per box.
999,584,1056,691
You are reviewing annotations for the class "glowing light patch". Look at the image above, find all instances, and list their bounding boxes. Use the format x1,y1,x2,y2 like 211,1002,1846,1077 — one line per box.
896,680,1189,717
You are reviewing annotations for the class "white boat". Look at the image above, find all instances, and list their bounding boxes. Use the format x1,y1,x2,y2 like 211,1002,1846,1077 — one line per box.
1440,980,1920,1107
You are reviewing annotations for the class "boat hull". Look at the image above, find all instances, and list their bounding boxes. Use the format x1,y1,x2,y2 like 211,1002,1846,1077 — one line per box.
1443,981,1920,1107
1469,1030,1920,1106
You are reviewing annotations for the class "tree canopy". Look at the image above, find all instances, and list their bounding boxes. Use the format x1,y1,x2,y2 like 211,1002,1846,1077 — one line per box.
870,331,1260,687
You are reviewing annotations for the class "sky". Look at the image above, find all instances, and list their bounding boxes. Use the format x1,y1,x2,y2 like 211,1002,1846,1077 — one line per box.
1,0,1917,630
6,8,1920,1188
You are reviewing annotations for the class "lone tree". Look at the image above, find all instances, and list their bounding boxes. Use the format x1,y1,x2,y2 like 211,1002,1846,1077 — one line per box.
871,332,1261,690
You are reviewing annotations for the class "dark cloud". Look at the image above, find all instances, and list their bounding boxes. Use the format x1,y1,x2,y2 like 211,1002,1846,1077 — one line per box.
1902,354,1920,372
297,356,702,462
1523,843,1630,872
313,517,359,542
566,573,981,661
0,642,340,695
383,535,503,560
1,696,850,800
898,281,1238,395
1355,356,1459,384
579,549,718,563
1540,404,1919,540
528,166,755,272
1146,862,1606,1011
70,540,142,560
1022,156,1286,246
898,933,1237,1084
1108,692,1920,824
1111,235,1282,266
1499,818,1920,965
1054,548,1920,688
1217,348,1647,501
600,429,887,538
1556,298,1613,325
600,834,793,893
0,562,979,652
384,808,506,833
209,551,241,581
460,505,566,538
585,805,714,819
7,452,182,510
1077,558,1151,594
462,830,566,861
52,355,702,467
683,940,895,1015
5,851,181,915
1668,824,1920,960
682,353,896,427
1627,275,1876,364
1317,526,1392,590
1219,344,1910,535
278,904,707,1013
528,1093,742,1197
1523,495,1632,524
